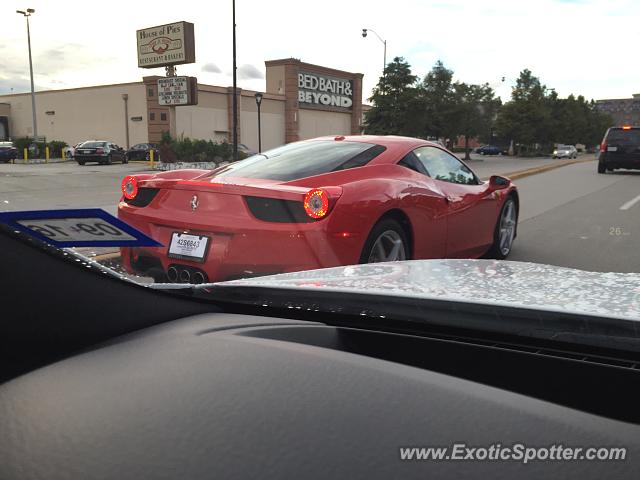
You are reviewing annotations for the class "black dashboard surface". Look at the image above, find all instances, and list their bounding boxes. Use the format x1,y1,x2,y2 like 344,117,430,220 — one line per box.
1,313,638,479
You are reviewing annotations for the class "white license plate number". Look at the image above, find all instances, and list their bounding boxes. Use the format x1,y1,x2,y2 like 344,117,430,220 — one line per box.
168,233,209,262
607,146,618,152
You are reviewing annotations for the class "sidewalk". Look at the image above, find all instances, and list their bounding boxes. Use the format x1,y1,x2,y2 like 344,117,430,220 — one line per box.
8,157,71,164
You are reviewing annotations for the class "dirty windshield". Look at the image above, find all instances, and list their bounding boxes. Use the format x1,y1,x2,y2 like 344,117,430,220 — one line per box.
1,0,639,322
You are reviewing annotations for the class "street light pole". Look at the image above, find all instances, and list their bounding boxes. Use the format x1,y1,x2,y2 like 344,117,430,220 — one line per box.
254,92,263,153
232,0,238,162
17,8,37,142
362,28,387,76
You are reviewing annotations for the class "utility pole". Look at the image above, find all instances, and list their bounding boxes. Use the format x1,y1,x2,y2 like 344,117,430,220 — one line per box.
232,0,238,161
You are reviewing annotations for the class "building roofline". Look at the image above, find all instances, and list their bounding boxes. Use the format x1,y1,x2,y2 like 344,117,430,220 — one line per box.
0,81,144,98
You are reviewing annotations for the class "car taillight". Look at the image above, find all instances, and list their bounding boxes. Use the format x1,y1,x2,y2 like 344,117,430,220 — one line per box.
96,148,105,154
303,189,329,219
600,142,607,153
121,175,138,200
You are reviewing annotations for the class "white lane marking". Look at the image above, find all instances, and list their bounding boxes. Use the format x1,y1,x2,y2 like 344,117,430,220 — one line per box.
620,193,640,211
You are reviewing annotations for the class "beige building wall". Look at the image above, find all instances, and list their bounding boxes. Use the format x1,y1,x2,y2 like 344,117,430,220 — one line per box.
240,94,285,152
0,83,148,148
298,109,351,140
175,89,229,143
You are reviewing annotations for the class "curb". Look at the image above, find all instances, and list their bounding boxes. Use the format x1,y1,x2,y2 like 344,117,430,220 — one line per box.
482,157,595,181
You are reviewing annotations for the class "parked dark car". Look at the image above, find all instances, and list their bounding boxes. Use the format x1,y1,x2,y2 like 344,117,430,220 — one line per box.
0,141,18,162
598,126,640,173
475,145,504,155
75,141,127,165
125,143,159,162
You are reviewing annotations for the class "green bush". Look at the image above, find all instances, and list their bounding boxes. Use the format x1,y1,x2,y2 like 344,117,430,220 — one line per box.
158,134,246,163
48,140,67,157
12,137,67,158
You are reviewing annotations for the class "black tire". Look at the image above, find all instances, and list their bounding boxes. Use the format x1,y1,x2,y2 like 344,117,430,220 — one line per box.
359,218,410,264
597,162,606,174
486,196,518,260
77,161,85,166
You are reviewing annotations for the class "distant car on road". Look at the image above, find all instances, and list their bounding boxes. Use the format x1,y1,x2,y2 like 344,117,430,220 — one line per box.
75,141,127,165
0,141,18,162
598,126,640,174
126,143,159,162
552,145,578,159
475,145,503,155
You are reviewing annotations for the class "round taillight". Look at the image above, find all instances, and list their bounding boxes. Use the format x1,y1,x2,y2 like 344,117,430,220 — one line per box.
303,189,329,219
121,175,138,200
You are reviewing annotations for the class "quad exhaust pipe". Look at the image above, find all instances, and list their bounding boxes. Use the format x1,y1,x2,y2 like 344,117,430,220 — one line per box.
167,266,206,284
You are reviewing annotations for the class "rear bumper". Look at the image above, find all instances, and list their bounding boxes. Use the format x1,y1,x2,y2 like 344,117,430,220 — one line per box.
599,153,640,170
118,202,364,283
76,155,108,162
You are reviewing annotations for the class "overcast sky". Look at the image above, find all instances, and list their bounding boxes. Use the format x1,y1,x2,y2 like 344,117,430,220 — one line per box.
2,0,639,102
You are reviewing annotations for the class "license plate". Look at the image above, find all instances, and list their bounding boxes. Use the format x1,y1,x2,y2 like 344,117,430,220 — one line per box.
607,146,618,152
168,232,210,262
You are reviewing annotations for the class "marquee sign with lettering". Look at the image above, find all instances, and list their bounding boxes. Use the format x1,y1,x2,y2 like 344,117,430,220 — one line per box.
298,72,353,110
137,21,195,69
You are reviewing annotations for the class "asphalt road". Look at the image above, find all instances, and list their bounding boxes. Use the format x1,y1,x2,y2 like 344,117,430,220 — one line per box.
1,157,638,273
509,160,640,272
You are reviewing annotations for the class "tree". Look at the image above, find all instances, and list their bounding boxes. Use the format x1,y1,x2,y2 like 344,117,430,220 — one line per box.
451,82,501,160
365,57,419,135
418,61,456,142
495,69,553,154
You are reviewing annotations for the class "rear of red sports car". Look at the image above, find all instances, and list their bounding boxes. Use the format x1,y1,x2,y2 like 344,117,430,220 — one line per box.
118,137,404,283
118,136,517,283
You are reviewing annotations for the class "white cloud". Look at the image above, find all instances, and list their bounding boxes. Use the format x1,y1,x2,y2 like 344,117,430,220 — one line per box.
2,0,638,101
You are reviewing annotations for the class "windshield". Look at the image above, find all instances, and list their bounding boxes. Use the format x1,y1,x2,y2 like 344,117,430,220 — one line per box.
213,140,385,181
607,129,640,144
1,0,638,335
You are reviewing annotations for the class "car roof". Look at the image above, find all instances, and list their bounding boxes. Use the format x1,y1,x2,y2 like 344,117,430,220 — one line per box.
312,135,437,149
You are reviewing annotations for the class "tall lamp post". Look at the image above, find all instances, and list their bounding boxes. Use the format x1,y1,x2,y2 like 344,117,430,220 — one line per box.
16,8,37,143
231,0,238,162
362,28,386,77
254,92,263,153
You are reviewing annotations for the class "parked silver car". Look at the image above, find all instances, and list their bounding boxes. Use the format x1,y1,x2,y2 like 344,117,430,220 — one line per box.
553,145,578,159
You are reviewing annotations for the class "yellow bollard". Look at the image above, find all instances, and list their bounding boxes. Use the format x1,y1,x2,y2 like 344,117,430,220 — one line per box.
62,148,66,160
45,146,50,163
23,148,28,163
149,149,154,169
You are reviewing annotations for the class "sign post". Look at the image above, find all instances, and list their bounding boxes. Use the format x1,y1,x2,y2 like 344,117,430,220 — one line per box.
136,21,197,143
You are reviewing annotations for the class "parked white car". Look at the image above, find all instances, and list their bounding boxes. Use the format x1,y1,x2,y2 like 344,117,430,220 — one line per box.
63,142,86,159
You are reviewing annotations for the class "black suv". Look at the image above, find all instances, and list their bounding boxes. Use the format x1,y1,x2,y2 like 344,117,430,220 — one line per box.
598,126,640,173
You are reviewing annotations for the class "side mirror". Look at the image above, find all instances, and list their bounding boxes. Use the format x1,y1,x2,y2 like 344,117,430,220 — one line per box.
489,175,510,189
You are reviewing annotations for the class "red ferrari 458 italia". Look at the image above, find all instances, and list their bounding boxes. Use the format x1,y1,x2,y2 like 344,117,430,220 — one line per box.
118,135,519,284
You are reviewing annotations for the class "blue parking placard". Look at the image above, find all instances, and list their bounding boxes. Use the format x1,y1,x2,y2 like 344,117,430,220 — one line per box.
0,208,163,248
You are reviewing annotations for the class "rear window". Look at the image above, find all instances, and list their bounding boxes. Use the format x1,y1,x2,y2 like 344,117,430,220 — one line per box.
213,140,386,181
82,142,107,148
607,129,640,144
